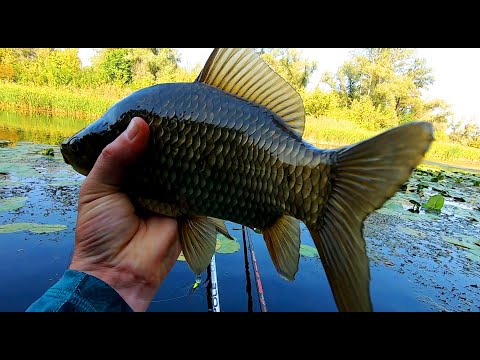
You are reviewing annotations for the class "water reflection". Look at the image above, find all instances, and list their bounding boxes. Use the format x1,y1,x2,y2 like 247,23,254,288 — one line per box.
0,111,91,146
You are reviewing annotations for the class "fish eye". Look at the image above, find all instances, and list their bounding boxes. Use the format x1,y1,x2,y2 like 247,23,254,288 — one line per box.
71,142,80,153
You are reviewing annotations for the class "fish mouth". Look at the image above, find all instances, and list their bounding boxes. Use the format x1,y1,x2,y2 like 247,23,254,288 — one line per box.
60,141,89,176
60,142,70,165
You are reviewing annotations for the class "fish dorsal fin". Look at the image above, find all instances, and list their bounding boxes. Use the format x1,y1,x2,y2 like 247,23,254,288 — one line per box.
196,48,305,138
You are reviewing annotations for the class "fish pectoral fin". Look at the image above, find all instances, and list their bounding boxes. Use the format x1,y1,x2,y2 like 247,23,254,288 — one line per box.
178,216,218,275
208,217,234,240
262,215,301,281
196,48,305,138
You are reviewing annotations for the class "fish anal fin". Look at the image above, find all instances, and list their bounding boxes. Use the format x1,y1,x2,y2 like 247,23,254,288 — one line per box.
262,215,301,281
208,217,234,240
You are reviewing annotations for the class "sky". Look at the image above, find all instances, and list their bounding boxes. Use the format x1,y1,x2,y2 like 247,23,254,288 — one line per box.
78,48,480,124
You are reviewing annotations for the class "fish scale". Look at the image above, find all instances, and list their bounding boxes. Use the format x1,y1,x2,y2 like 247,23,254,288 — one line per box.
118,83,325,231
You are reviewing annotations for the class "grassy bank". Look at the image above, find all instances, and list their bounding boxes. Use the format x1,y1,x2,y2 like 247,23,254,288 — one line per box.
304,116,375,146
304,116,480,166
1,82,479,166
0,82,129,119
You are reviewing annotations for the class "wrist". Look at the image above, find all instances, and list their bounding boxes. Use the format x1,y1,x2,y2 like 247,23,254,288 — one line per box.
69,258,159,312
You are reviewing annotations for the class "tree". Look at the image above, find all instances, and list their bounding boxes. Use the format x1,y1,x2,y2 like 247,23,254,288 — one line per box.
95,48,133,85
449,118,480,147
254,48,317,93
89,48,186,88
43,48,82,86
2,48,82,86
304,87,341,118
322,48,437,126
0,48,16,80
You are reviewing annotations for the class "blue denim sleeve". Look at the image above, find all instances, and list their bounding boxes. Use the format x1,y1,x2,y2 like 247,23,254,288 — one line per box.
26,269,133,312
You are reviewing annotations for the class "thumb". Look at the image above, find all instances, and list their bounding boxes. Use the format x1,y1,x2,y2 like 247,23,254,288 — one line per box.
82,117,150,194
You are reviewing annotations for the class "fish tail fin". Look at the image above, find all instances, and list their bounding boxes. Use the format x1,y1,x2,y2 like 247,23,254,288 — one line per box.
307,121,434,312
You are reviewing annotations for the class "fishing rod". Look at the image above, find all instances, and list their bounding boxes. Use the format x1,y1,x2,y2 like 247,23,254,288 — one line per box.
242,225,254,312
243,225,268,312
206,253,221,312
207,225,267,313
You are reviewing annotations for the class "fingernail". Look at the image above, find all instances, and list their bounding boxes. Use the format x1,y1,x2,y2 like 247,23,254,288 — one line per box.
127,118,139,141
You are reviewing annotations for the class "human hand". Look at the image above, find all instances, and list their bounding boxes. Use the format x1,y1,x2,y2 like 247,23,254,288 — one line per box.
69,117,181,312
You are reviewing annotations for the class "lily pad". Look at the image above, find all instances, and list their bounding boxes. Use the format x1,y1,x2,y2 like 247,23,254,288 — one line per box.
432,187,450,197
459,234,480,247
452,208,480,222
300,244,319,258
423,194,445,211
49,179,83,186
398,227,426,238
0,222,67,234
442,235,470,249
442,234,480,261
176,234,239,261
383,200,404,211
396,192,422,204
0,180,22,186
402,211,441,222
0,197,28,212
41,148,54,156
466,252,480,263
0,163,39,178
216,234,240,254
375,207,401,217
417,182,430,191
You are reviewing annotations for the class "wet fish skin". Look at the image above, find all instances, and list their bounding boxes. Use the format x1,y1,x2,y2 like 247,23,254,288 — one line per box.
61,48,434,312
95,83,330,231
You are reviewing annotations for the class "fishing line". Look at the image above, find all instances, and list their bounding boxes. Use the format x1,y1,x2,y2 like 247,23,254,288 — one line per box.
151,277,206,303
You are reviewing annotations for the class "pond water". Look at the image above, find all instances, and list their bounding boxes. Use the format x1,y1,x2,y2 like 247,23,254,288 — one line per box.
1,111,479,312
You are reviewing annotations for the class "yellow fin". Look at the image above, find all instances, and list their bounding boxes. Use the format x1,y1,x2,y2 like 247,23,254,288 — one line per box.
262,215,301,281
208,217,234,240
196,48,305,137
308,121,434,312
178,216,218,275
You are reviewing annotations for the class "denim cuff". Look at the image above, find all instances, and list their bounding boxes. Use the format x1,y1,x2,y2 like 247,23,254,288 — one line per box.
26,269,133,312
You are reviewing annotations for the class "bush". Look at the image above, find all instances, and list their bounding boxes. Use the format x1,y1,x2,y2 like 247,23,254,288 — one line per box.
347,96,398,131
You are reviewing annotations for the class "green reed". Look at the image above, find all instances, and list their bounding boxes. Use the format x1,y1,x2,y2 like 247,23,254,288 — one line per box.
0,82,129,119
427,141,480,164
304,116,480,165
304,116,375,147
